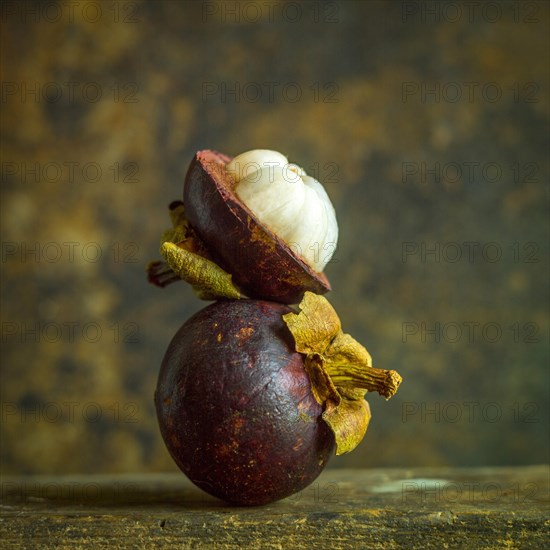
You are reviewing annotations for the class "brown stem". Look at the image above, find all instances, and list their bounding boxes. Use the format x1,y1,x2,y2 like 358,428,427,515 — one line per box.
326,363,402,399
146,261,182,288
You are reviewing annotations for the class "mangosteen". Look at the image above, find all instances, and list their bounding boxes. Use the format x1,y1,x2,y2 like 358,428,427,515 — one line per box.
155,293,402,506
148,149,338,304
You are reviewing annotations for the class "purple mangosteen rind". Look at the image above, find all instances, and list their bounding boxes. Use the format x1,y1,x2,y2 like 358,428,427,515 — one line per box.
155,299,335,506
182,150,331,304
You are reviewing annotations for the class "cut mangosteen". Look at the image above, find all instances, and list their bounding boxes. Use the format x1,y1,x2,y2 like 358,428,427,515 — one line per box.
182,150,331,304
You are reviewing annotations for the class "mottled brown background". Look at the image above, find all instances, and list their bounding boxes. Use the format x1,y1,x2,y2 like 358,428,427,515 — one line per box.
1,0,548,475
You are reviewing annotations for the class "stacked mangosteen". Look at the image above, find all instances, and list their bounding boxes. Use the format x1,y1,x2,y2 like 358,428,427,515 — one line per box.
147,150,402,506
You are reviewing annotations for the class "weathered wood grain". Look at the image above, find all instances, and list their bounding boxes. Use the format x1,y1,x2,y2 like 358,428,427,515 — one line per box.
1,466,548,549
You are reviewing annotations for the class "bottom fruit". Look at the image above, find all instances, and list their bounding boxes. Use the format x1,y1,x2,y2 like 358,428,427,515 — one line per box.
155,299,335,506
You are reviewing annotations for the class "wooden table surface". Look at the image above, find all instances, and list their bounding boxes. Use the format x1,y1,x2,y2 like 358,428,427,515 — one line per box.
1,466,548,549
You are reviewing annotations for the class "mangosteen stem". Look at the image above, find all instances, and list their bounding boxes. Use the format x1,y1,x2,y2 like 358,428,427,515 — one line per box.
147,260,182,288
325,363,402,399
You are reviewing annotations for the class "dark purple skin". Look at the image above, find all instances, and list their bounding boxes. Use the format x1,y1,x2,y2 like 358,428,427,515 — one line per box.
183,150,331,304
155,300,335,506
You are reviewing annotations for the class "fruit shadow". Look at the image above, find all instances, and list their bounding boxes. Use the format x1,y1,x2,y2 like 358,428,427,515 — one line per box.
1,482,286,511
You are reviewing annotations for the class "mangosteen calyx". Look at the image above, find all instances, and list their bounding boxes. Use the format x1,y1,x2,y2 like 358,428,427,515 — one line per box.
283,291,403,455
147,200,244,300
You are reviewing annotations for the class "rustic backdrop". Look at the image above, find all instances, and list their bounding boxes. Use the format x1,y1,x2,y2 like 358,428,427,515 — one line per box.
1,0,548,475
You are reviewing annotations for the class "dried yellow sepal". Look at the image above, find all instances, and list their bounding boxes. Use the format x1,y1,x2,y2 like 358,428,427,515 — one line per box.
323,398,371,455
283,291,341,355
283,291,402,455
147,201,245,300
160,242,242,300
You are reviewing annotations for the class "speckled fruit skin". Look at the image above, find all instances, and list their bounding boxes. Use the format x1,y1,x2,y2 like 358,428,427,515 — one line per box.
183,150,331,304
155,299,335,506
